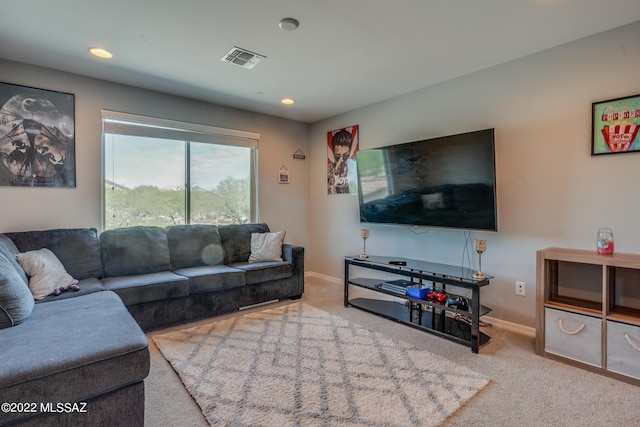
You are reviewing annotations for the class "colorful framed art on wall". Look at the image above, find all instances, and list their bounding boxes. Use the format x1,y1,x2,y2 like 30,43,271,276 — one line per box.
0,82,76,187
592,94,640,156
327,125,359,195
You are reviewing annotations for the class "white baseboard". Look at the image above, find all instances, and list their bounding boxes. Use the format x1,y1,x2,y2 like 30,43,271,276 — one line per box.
305,271,536,338
481,315,535,338
305,271,342,285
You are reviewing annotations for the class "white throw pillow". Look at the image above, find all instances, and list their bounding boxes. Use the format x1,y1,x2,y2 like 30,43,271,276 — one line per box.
15,248,78,300
421,192,445,209
248,231,285,263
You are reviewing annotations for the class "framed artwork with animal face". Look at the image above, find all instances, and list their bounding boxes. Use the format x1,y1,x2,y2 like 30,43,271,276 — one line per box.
0,82,75,187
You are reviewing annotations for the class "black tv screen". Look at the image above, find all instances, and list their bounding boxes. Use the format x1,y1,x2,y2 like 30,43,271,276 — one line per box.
356,128,497,231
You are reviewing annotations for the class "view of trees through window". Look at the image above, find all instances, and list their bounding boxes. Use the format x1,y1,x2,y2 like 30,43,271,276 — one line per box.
104,132,253,229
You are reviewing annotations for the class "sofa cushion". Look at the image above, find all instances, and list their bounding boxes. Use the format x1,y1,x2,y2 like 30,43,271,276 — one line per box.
35,278,105,304
230,261,292,285
0,253,34,329
100,271,189,306
0,235,28,285
166,224,224,270
0,291,149,425
174,265,246,294
5,228,102,280
101,226,171,277
15,248,79,300
249,230,285,263
219,223,270,264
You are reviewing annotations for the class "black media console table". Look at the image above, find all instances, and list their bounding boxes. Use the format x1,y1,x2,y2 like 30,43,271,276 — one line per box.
344,255,493,353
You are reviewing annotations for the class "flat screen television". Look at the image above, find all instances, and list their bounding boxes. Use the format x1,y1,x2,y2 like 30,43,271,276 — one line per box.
356,128,497,231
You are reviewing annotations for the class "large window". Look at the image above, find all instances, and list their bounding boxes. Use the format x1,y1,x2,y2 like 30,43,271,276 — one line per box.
102,111,259,230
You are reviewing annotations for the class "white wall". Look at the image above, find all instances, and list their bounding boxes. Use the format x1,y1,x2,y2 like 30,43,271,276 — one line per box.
0,59,310,248
309,22,640,327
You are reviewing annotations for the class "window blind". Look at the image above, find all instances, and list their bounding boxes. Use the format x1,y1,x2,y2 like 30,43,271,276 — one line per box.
101,110,260,148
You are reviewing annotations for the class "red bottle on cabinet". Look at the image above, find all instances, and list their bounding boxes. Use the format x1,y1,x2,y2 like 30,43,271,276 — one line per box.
597,228,614,255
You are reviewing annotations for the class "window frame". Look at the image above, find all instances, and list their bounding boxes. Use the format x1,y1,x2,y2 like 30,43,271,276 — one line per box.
101,110,260,230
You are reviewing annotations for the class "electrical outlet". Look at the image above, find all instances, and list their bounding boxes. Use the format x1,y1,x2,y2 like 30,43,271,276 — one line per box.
516,281,526,296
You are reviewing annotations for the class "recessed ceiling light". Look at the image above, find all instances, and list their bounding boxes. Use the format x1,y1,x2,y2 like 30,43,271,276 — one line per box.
89,47,113,59
281,98,296,105
279,18,299,31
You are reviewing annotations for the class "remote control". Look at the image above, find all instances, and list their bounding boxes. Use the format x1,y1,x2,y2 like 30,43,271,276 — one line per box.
388,260,407,266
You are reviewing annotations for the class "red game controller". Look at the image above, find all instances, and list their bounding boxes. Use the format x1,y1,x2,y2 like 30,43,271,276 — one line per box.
427,290,447,303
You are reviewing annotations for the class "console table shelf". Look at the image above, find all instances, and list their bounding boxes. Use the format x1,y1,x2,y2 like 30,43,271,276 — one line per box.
348,277,493,318
344,255,493,353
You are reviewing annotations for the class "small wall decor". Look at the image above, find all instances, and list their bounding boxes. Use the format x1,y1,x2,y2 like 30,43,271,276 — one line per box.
292,149,306,160
0,82,76,187
327,125,359,194
279,165,289,184
592,93,640,156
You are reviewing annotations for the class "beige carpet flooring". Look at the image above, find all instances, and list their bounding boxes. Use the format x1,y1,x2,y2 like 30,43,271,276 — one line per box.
145,276,640,426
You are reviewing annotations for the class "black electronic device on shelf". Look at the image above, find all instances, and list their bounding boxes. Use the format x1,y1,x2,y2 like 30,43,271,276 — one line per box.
379,279,411,295
447,296,470,312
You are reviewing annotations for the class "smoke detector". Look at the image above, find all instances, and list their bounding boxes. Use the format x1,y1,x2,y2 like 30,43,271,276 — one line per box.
221,46,266,69
279,18,299,31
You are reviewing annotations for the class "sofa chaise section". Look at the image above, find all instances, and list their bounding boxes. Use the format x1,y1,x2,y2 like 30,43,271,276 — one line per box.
0,291,149,426
0,228,150,427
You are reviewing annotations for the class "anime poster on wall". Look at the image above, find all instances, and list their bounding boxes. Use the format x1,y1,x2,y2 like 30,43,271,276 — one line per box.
327,125,359,194
0,82,76,187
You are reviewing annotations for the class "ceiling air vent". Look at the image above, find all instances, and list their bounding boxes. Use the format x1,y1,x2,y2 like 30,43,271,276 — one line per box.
221,46,266,69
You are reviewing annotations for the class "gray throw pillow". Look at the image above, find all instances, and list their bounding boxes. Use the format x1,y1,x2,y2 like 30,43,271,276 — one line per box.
0,234,28,285
0,252,35,329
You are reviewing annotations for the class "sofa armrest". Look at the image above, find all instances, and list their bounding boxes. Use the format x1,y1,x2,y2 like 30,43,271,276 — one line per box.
283,244,303,264
283,244,304,296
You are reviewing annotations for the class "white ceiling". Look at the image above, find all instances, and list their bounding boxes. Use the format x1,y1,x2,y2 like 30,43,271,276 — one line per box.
1,1,639,123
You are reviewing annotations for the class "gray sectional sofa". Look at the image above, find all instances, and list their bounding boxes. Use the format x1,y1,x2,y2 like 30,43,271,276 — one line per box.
0,223,304,426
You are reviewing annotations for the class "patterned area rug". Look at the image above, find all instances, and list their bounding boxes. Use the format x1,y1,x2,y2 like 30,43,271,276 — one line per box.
153,303,489,426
